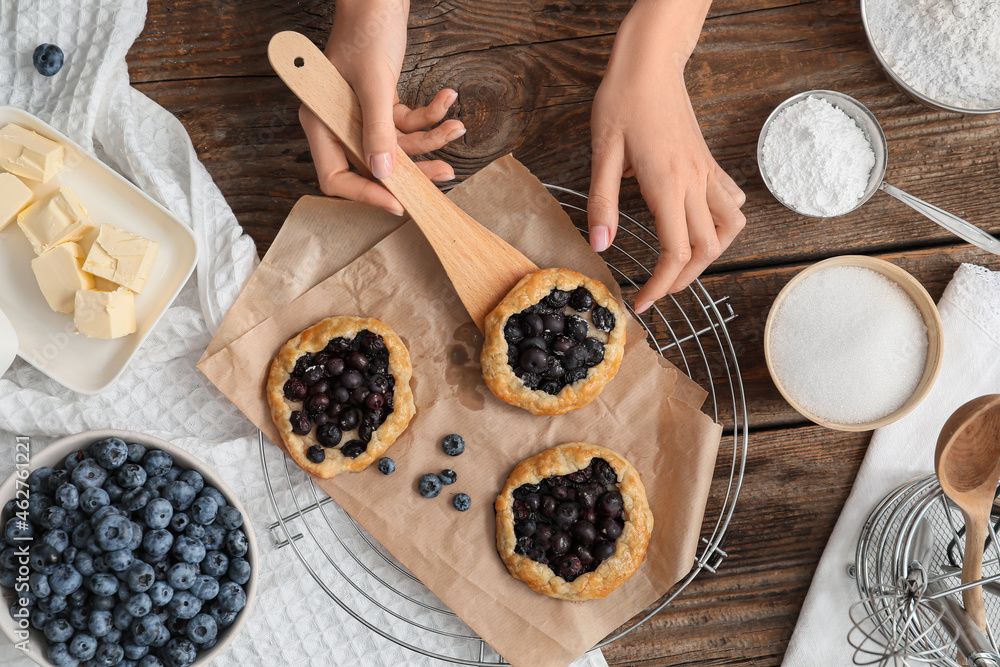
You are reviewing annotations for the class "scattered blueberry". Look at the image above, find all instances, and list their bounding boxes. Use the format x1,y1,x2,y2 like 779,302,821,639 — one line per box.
442,434,465,457
453,494,471,511
418,474,443,499
377,457,395,475
439,469,457,485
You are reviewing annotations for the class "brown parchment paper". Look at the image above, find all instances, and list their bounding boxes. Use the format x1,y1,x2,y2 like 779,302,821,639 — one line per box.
198,156,723,667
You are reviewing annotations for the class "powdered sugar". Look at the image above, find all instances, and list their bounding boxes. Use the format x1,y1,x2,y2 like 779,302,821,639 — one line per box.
769,266,929,425
761,96,876,217
867,0,1000,110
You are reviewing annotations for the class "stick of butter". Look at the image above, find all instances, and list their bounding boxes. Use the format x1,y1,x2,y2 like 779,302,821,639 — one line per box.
74,288,136,339
31,243,96,314
17,187,94,255
83,224,158,294
0,123,64,183
0,172,32,231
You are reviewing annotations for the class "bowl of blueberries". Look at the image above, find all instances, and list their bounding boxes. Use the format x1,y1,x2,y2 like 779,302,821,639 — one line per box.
0,430,258,667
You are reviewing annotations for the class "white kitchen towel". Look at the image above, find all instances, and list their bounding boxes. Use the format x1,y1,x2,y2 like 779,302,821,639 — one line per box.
0,2,609,666
783,262,1000,666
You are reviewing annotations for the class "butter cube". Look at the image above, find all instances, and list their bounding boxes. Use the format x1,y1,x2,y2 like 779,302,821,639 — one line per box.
31,243,95,314
0,123,64,183
74,288,136,339
17,187,94,255
0,172,32,231
83,224,158,294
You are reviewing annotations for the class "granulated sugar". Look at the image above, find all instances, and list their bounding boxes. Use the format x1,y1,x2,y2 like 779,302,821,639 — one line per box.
868,0,1000,110
761,96,876,217
769,266,928,425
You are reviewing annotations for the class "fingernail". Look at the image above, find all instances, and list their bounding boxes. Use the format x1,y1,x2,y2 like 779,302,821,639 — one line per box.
591,225,610,252
384,205,404,217
635,300,653,314
370,152,393,179
446,127,466,142
432,171,455,182
444,90,458,107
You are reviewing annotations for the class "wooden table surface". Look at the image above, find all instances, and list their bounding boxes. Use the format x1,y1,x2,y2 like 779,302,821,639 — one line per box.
127,1,1000,664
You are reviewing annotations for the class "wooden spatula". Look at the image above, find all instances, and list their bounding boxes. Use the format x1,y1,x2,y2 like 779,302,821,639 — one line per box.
268,31,539,331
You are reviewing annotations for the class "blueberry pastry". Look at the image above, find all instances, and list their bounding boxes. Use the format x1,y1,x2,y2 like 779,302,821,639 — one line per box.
495,442,653,601
481,268,626,415
267,317,415,478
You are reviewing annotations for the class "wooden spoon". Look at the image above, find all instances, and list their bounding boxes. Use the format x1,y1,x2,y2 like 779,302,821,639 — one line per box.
268,31,538,332
935,394,1000,632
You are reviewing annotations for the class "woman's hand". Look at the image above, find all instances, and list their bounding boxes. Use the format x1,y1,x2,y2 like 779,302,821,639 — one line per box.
589,0,746,313
300,0,465,215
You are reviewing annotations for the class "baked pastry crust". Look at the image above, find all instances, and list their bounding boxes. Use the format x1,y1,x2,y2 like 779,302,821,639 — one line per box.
495,442,653,601
481,268,626,416
266,316,415,478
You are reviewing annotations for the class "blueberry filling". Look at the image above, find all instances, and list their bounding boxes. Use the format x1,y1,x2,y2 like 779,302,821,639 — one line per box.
510,458,623,582
503,287,614,394
284,330,397,462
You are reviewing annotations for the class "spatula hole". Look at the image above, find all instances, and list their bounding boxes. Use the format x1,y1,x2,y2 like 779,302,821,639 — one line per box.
294,57,305,68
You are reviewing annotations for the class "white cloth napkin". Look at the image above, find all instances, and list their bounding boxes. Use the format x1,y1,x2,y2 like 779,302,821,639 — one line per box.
783,262,1000,665
0,2,608,665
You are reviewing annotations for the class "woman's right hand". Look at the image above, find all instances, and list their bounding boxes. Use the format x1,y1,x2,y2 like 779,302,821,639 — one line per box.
300,0,466,216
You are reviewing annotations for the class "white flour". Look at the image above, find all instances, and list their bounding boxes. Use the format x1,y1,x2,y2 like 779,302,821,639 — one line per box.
761,96,876,217
867,0,1000,110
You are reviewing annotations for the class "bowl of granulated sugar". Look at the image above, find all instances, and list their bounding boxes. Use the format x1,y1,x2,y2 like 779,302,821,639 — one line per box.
764,255,944,431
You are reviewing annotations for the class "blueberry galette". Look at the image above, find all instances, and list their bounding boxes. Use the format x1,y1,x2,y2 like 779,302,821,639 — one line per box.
266,317,415,478
495,442,653,601
481,268,626,415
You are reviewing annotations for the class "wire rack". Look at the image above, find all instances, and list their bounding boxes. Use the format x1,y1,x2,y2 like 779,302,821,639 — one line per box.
853,475,1000,665
258,185,750,664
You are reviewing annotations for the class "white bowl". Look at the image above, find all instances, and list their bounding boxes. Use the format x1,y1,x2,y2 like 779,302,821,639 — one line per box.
0,430,258,667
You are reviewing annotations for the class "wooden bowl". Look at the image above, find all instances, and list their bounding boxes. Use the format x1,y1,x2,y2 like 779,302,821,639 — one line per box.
764,255,944,432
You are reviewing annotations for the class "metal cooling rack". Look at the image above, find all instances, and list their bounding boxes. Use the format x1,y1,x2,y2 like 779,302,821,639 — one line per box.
258,185,750,664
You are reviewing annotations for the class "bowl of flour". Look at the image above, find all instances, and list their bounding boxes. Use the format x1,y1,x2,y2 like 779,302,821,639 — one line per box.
861,0,1000,113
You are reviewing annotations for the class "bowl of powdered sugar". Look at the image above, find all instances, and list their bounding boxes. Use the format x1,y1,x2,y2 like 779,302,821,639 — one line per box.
758,90,886,218
861,0,1000,113
764,255,944,431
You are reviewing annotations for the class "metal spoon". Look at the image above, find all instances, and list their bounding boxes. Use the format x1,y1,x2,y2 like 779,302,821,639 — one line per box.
758,90,1000,256
935,395,1000,632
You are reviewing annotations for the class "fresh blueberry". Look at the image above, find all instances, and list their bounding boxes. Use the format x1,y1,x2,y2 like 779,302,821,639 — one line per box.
169,512,190,533
164,637,197,667
168,590,203,620
166,562,197,590
81,487,111,514
185,612,218,645
148,580,174,606
124,643,148,660
45,617,74,643
177,470,204,494
225,530,248,558
40,504,67,530
144,476,169,498
30,608,53,631
28,466,54,492
131,613,162,646
42,528,70,553
442,434,466,456
139,655,165,667
439,469,457,485
93,438,129,469
141,451,173,478
377,457,395,475
0,568,15,587
28,493,54,523
117,463,147,489
74,551,95,576
126,443,147,463
88,572,120,597
122,487,152,513
63,451,82,471
453,493,471,511
216,580,246,612
189,574,219,601
72,459,108,490
418,473,443,499
46,641,77,666
125,561,154,593
200,551,228,578
104,548,132,572
55,483,80,510
202,525,225,552
47,563,83,597
5,515,34,542
112,603,134,630
125,592,152,617
90,505,119,524
69,632,98,660
94,514,133,551
29,571,51,597
143,498,173,530
189,497,217,526
172,536,206,564
228,557,251,586
208,601,237,628
162,481,195,511
30,543,61,574
184,523,206,541
198,487,227,508
151,623,171,647
95,641,125,666
88,609,113,636
61,545,78,563
40,593,68,615
216,506,243,531
67,606,89,629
